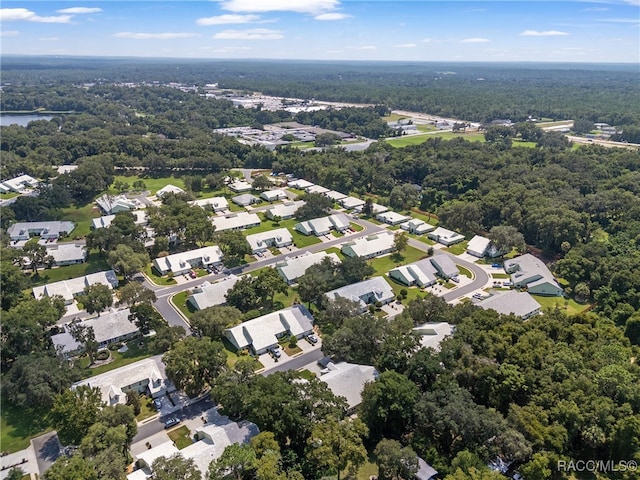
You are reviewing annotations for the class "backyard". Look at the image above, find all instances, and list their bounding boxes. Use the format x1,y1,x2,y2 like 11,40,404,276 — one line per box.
0,401,53,454
29,251,110,286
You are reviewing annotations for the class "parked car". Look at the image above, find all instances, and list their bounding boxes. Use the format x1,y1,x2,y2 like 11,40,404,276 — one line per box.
189,270,197,279
269,347,281,358
492,263,502,268
164,417,180,429
153,398,162,409
450,276,460,283
307,334,319,344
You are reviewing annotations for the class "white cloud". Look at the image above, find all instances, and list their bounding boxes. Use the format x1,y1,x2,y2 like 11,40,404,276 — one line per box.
114,32,200,40
0,30,19,37
196,14,261,25
394,43,417,48
0,8,72,23
314,13,350,20
56,7,102,14
212,28,283,40
219,0,339,15
460,37,490,43
520,30,569,36
347,45,376,50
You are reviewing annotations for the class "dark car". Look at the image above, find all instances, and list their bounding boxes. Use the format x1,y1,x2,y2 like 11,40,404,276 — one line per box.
164,417,180,429
153,398,162,409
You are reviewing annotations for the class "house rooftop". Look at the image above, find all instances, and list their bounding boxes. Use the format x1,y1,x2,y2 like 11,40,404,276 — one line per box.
7,221,76,239
246,228,293,252
325,276,395,310
477,290,542,319
341,231,395,258
91,211,148,229
265,200,305,219
211,212,261,232
187,275,241,310
412,322,455,351
324,190,347,201
189,197,229,210
32,270,118,302
47,243,87,264
232,194,261,206
340,196,366,209
276,251,341,284
319,362,378,410
156,184,185,197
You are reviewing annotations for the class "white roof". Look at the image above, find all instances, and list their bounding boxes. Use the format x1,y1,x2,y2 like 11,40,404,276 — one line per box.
156,184,184,197
276,251,341,283
428,227,464,242
187,275,241,310
74,357,170,405
265,200,305,219
7,221,75,239
320,362,378,410
95,194,137,214
324,190,347,201
47,243,87,264
135,441,180,470
295,213,350,236
325,276,395,310
246,228,293,252
377,211,411,224
260,189,287,201
153,246,223,273
370,203,388,215
287,179,314,189
467,235,492,255
33,270,118,302
341,231,395,258
413,322,455,350
232,194,260,206
52,308,138,354
504,254,562,291
340,196,366,209
389,258,438,286
430,255,459,278
224,305,314,352
306,185,330,194
1,174,38,192
189,197,229,210
477,291,542,318
228,180,252,192
91,211,148,229
211,212,261,232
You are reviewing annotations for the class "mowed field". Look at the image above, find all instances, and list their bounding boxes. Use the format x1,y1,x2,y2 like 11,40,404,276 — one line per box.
386,132,486,147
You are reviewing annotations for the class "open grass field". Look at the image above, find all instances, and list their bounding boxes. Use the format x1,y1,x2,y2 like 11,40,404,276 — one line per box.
136,396,158,422
416,124,438,132
29,251,110,286
409,208,439,225
534,295,591,316
145,265,177,286
242,216,321,249
444,241,468,255
110,175,185,195
60,203,103,238
382,113,409,122
172,290,194,319
385,134,432,148
513,139,538,148
368,246,428,276
0,401,53,454
0,192,19,199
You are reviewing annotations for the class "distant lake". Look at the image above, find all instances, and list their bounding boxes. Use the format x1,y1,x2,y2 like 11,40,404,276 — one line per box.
0,114,55,127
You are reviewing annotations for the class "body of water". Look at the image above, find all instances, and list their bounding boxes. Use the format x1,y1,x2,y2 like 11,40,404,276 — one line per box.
0,114,55,127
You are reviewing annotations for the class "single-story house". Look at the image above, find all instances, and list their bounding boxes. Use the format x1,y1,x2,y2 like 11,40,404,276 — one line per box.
211,212,261,232
319,362,379,412
276,251,341,284
323,190,347,202
294,213,350,236
228,180,252,193
33,270,119,304
399,218,435,235
306,185,330,195
152,246,223,276
223,305,314,355
0,174,39,192
339,196,366,210
96,194,138,214
467,234,499,258
232,194,261,207
73,357,174,406
504,254,563,296
389,259,438,287
190,197,229,212
156,184,185,197
47,243,87,266
287,179,314,190
187,275,241,310
91,211,148,230
369,203,389,215
477,291,542,320
7,221,76,241
413,322,455,351
260,189,287,202
325,276,395,312
265,200,305,220
430,255,459,279
341,231,396,259
52,308,139,356
246,228,293,254
131,442,180,477
376,211,411,226
427,227,465,246
415,457,439,480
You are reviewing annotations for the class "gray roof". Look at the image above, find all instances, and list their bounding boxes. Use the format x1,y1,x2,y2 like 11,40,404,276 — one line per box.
276,251,341,283
320,362,378,410
325,276,395,310
430,255,459,278
341,231,395,258
416,457,438,480
7,221,75,239
477,291,542,318
47,243,87,264
33,270,118,302
211,212,261,232
389,258,438,287
232,194,260,206
504,254,561,291
187,275,241,310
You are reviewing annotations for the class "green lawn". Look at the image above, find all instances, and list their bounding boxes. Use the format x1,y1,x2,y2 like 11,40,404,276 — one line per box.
60,203,103,239
350,222,364,232
444,241,468,255
137,396,158,422
296,369,317,381
242,217,321,249
382,113,409,122
534,295,591,316
0,401,53,453
368,246,428,276
285,188,306,198
145,265,177,286
172,290,195,319
457,265,473,278
513,139,538,148
110,175,185,195
409,208,439,225
29,251,110,286
78,338,153,377
386,275,426,304
410,233,436,246
167,425,193,449
0,192,19,199
491,273,510,279
324,247,346,260
416,124,437,132
386,135,432,148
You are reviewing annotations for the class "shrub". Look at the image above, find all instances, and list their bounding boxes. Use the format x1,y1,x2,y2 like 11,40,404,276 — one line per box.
95,350,110,361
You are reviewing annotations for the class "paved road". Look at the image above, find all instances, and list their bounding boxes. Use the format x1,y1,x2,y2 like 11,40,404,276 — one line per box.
261,348,324,376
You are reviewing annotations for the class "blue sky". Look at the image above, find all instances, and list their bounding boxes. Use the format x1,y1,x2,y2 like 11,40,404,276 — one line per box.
1,1,638,62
